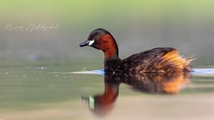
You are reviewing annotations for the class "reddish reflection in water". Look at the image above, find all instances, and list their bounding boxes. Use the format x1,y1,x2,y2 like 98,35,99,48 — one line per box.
81,72,191,116
81,79,119,116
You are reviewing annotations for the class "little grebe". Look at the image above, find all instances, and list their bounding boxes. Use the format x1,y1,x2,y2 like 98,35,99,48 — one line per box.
79,28,192,74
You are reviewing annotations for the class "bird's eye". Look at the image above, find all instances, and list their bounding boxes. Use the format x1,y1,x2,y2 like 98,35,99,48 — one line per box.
93,36,98,40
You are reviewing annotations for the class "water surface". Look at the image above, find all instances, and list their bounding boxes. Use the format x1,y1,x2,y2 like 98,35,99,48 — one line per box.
0,61,214,120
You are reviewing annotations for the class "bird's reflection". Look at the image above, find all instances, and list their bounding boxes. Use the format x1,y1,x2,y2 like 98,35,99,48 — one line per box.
81,77,120,116
81,72,191,116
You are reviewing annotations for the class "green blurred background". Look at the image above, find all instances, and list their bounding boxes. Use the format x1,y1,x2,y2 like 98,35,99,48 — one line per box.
0,0,214,66
1,1,214,119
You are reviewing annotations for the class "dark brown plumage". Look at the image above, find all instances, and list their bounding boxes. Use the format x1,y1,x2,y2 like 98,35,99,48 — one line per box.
79,28,192,74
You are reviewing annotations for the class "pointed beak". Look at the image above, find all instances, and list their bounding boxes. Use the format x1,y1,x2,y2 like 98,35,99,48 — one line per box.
79,40,89,47
79,40,95,47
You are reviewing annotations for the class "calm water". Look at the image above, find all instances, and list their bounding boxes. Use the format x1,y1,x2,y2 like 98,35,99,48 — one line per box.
0,61,214,120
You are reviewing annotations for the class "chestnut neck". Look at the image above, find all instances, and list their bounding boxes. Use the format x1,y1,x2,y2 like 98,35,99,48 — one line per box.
99,34,120,60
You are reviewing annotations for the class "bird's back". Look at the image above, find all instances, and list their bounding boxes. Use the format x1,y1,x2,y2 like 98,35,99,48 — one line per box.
122,47,192,74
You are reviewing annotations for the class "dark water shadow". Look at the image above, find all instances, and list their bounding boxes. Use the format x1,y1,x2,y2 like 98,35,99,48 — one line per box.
81,72,191,116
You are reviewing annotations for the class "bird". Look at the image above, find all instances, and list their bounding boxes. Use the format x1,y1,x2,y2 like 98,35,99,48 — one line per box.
79,28,192,74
